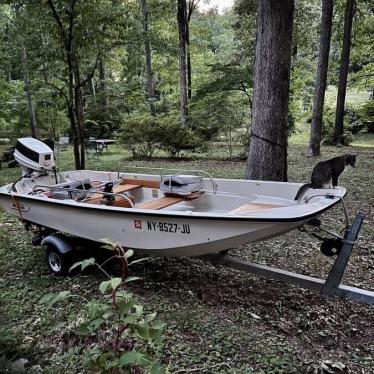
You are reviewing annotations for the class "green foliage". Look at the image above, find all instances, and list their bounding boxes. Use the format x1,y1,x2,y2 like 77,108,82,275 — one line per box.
159,115,203,158
191,93,249,158
0,78,29,134
40,244,164,373
121,114,204,159
319,104,355,145
121,115,163,158
319,101,374,146
84,119,120,140
358,100,374,133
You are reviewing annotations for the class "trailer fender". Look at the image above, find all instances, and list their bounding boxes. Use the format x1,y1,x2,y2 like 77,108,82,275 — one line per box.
41,234,73,254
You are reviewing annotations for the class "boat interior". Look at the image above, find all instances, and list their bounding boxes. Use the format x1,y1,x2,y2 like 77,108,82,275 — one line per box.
11,169,301,215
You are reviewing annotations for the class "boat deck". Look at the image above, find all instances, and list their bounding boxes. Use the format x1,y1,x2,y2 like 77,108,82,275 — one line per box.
79,178,287,213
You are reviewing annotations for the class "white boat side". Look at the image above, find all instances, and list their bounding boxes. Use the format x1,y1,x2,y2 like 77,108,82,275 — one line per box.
0,170,346,256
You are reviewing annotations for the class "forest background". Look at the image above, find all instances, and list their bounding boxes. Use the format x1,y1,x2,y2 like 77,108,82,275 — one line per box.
0,0,372,165
0,0,373,373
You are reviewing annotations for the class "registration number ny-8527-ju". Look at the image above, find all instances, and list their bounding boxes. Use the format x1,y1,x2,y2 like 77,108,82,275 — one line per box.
146,221,190,234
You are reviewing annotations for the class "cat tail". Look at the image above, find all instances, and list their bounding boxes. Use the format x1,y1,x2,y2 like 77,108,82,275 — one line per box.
294,183,311,200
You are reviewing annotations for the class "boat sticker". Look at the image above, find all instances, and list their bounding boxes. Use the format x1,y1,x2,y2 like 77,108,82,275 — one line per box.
146,221,190,234
134,219,142,229
11,202,30,212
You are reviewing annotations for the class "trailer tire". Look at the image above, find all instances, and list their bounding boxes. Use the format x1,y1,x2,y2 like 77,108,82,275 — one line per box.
45,245,72,275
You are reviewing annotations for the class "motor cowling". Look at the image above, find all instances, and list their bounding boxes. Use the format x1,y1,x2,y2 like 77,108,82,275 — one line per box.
14,138,55,176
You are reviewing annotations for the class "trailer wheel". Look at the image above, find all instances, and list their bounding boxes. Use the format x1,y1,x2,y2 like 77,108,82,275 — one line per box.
46,246,72,275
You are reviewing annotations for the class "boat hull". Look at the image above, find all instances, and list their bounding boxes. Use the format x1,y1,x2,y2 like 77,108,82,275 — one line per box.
0,194,309,256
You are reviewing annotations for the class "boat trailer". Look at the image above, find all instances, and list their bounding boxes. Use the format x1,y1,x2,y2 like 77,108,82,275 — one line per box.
30,211,373,305
203,212,374,305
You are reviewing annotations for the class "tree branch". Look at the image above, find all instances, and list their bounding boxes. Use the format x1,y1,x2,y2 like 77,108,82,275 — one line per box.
46,0,67,42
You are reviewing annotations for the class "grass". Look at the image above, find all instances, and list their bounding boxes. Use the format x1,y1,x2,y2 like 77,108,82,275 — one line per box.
0,127,373,373
325,85,371,105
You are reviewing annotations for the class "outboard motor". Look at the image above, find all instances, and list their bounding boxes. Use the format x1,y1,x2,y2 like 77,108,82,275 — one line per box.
14,138,55,176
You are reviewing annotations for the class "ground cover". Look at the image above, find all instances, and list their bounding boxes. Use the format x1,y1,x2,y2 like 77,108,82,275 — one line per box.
0,133,373,373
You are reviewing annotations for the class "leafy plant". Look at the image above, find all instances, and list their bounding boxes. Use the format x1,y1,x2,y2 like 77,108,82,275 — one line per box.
40,241,164,373
121,115,163,159
158,116,203,158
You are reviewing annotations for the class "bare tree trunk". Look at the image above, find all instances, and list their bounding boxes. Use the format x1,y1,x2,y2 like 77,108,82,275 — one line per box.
186,1,199,100
308,0,333,156
74,84,85,169
90,77,96,106
177,0,188,123
98,59,109,108
139,0,156,116
333,0,355,144
67,75,81,170
186,21,192,100
21,46,38,139
245,0,294,182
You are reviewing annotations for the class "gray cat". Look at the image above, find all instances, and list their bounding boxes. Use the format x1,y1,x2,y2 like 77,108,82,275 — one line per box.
294,154,356,200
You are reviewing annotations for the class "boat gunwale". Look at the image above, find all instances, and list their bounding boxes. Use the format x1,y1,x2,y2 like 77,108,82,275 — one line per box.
0,189,346,223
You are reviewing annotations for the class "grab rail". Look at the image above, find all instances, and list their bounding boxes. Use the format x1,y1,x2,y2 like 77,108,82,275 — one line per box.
31,185,135,208
117,165,218,193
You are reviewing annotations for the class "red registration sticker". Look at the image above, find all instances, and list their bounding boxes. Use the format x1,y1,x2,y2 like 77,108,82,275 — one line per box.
134,220,142,229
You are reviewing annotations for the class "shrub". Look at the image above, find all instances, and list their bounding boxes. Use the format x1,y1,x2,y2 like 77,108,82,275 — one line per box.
121,115,205,159
84,119,120,140
121,115,162,158
321,105,354,146
158,116,203,158
358,100,374,133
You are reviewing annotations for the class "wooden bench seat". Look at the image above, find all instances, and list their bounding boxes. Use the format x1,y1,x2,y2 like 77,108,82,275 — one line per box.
121,178,160,189
137,196,185,210
230,203,284,214
85,184,140,204
137,191,204,210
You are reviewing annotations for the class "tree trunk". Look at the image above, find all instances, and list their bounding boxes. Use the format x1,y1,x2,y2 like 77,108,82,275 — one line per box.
245,0,294,182
90,77,96,106
186,1,199,100
177,0,188,123
68,102,81,170
21,46,38,139
308,0,334,156
140,0,156,116
186,20,192,100
98,59,109,108
333,0,355,144
75,85,85,169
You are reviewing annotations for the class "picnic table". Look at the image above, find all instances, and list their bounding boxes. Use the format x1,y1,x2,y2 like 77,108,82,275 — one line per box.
86,138,115,155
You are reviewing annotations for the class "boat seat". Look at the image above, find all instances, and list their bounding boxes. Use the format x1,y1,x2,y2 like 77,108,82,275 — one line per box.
230,203,284,214
121,178,160,189
137,196,185,210
137,191,204,210
84,184,140,204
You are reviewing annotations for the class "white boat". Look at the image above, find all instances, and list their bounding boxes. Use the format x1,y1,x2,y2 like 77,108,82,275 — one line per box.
0,138,346,258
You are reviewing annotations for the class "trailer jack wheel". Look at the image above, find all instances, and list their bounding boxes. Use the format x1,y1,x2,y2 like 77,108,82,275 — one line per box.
320,238,343,257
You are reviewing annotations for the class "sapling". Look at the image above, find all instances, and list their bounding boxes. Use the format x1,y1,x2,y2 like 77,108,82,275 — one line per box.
41,240,165,373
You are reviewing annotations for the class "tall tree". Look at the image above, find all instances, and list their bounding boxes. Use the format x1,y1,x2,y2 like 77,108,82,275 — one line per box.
98,59,109,109
46,0,87,169
307,0,334,156
186,0,200,100
245,0,294,181
140,0,156,116
14,5,38,138
177,0,188,123
21,46,38,139
333,0,355,144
